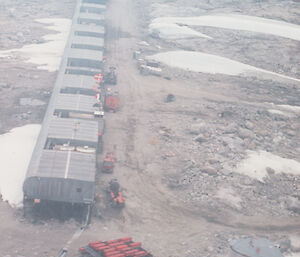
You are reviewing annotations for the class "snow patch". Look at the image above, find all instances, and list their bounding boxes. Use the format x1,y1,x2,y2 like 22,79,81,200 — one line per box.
0,124,41,207
278,105,300,113
149,22,211,39
290,235,300,249
153,14,300,41
267,109,293,117
0,18,71,72
236,150,300,182
148,51,300,82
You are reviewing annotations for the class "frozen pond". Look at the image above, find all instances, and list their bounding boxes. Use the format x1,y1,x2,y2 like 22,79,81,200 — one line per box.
236,150,300,182
0,18,71,72
148,50,300,82
152,14,300,41
0,124,41,207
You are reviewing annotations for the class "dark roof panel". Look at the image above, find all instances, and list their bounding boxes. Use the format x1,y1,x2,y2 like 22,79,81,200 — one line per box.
78,13,105,20
34,150,96,181
55,94,98,113
62,74,97,90
48,117,99,143
68,48,103,61
72,36,104,47
73,23,105,33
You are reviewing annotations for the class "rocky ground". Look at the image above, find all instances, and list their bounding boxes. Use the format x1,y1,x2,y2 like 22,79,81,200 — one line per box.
133,0,300,218
0,0,74,133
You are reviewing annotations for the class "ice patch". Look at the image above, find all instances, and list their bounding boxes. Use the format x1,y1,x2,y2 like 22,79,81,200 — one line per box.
0,124,41,207
0,18,71,72
236,150,300,182
148,50,300,82
149,22,211,39
153,14,300,41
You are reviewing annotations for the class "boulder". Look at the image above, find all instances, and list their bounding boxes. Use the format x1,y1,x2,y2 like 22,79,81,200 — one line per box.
238,128,255,139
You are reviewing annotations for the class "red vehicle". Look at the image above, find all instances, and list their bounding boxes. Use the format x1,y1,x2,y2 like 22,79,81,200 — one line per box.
109,179,125,208
105,95,119,112
102,152,115,173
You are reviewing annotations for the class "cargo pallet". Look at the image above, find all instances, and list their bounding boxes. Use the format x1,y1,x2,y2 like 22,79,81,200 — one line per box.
79,237,153,257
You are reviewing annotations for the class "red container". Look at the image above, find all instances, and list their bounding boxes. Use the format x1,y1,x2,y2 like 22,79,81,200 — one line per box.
129,242,142,248
116,245,129,250
79,247,87,253
119,237,132,242
109,254,125,257
104,248,118,254
124,249,139,256
90,241,105,246
94,246,110,251
105,251,121,257
125,249,139,252
105,95,119,111
134,251,148,257
108,242,124,248
120,247,131,251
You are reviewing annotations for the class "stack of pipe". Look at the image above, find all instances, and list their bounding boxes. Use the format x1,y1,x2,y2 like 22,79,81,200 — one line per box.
79,237,153,257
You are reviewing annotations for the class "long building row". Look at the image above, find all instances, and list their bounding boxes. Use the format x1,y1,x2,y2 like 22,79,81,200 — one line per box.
23,0,108,211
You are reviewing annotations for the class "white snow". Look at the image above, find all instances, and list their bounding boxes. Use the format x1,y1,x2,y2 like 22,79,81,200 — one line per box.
236,150,300,182
0,18,71,72
278,104,300,113
290,235,300,249
152,14,300,41
148,51,300,82
149,22,211,39
0,124,41,207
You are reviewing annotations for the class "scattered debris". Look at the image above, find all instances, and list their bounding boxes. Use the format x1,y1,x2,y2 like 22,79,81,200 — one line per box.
165,93,175,102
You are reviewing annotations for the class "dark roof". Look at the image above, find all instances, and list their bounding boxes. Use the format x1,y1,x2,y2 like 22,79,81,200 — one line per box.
62,73,97,90
55,94,98,113
68,48,103,61
71,35,104,47
73,23,105,33
78,12,105,20
48,117,99,143
28,150,96,181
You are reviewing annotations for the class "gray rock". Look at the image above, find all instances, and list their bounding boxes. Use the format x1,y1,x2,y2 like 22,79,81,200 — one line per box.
286,196,300,213
238,128,255,139
223,124,237,134
285,130,296,137
194,135,207,143
208,158,219,164
245,121,254,130
201,166,218,176
266,167,275,175
189,122,206,135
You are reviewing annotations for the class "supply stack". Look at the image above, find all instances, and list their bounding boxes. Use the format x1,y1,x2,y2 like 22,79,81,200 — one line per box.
79,237,153,257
